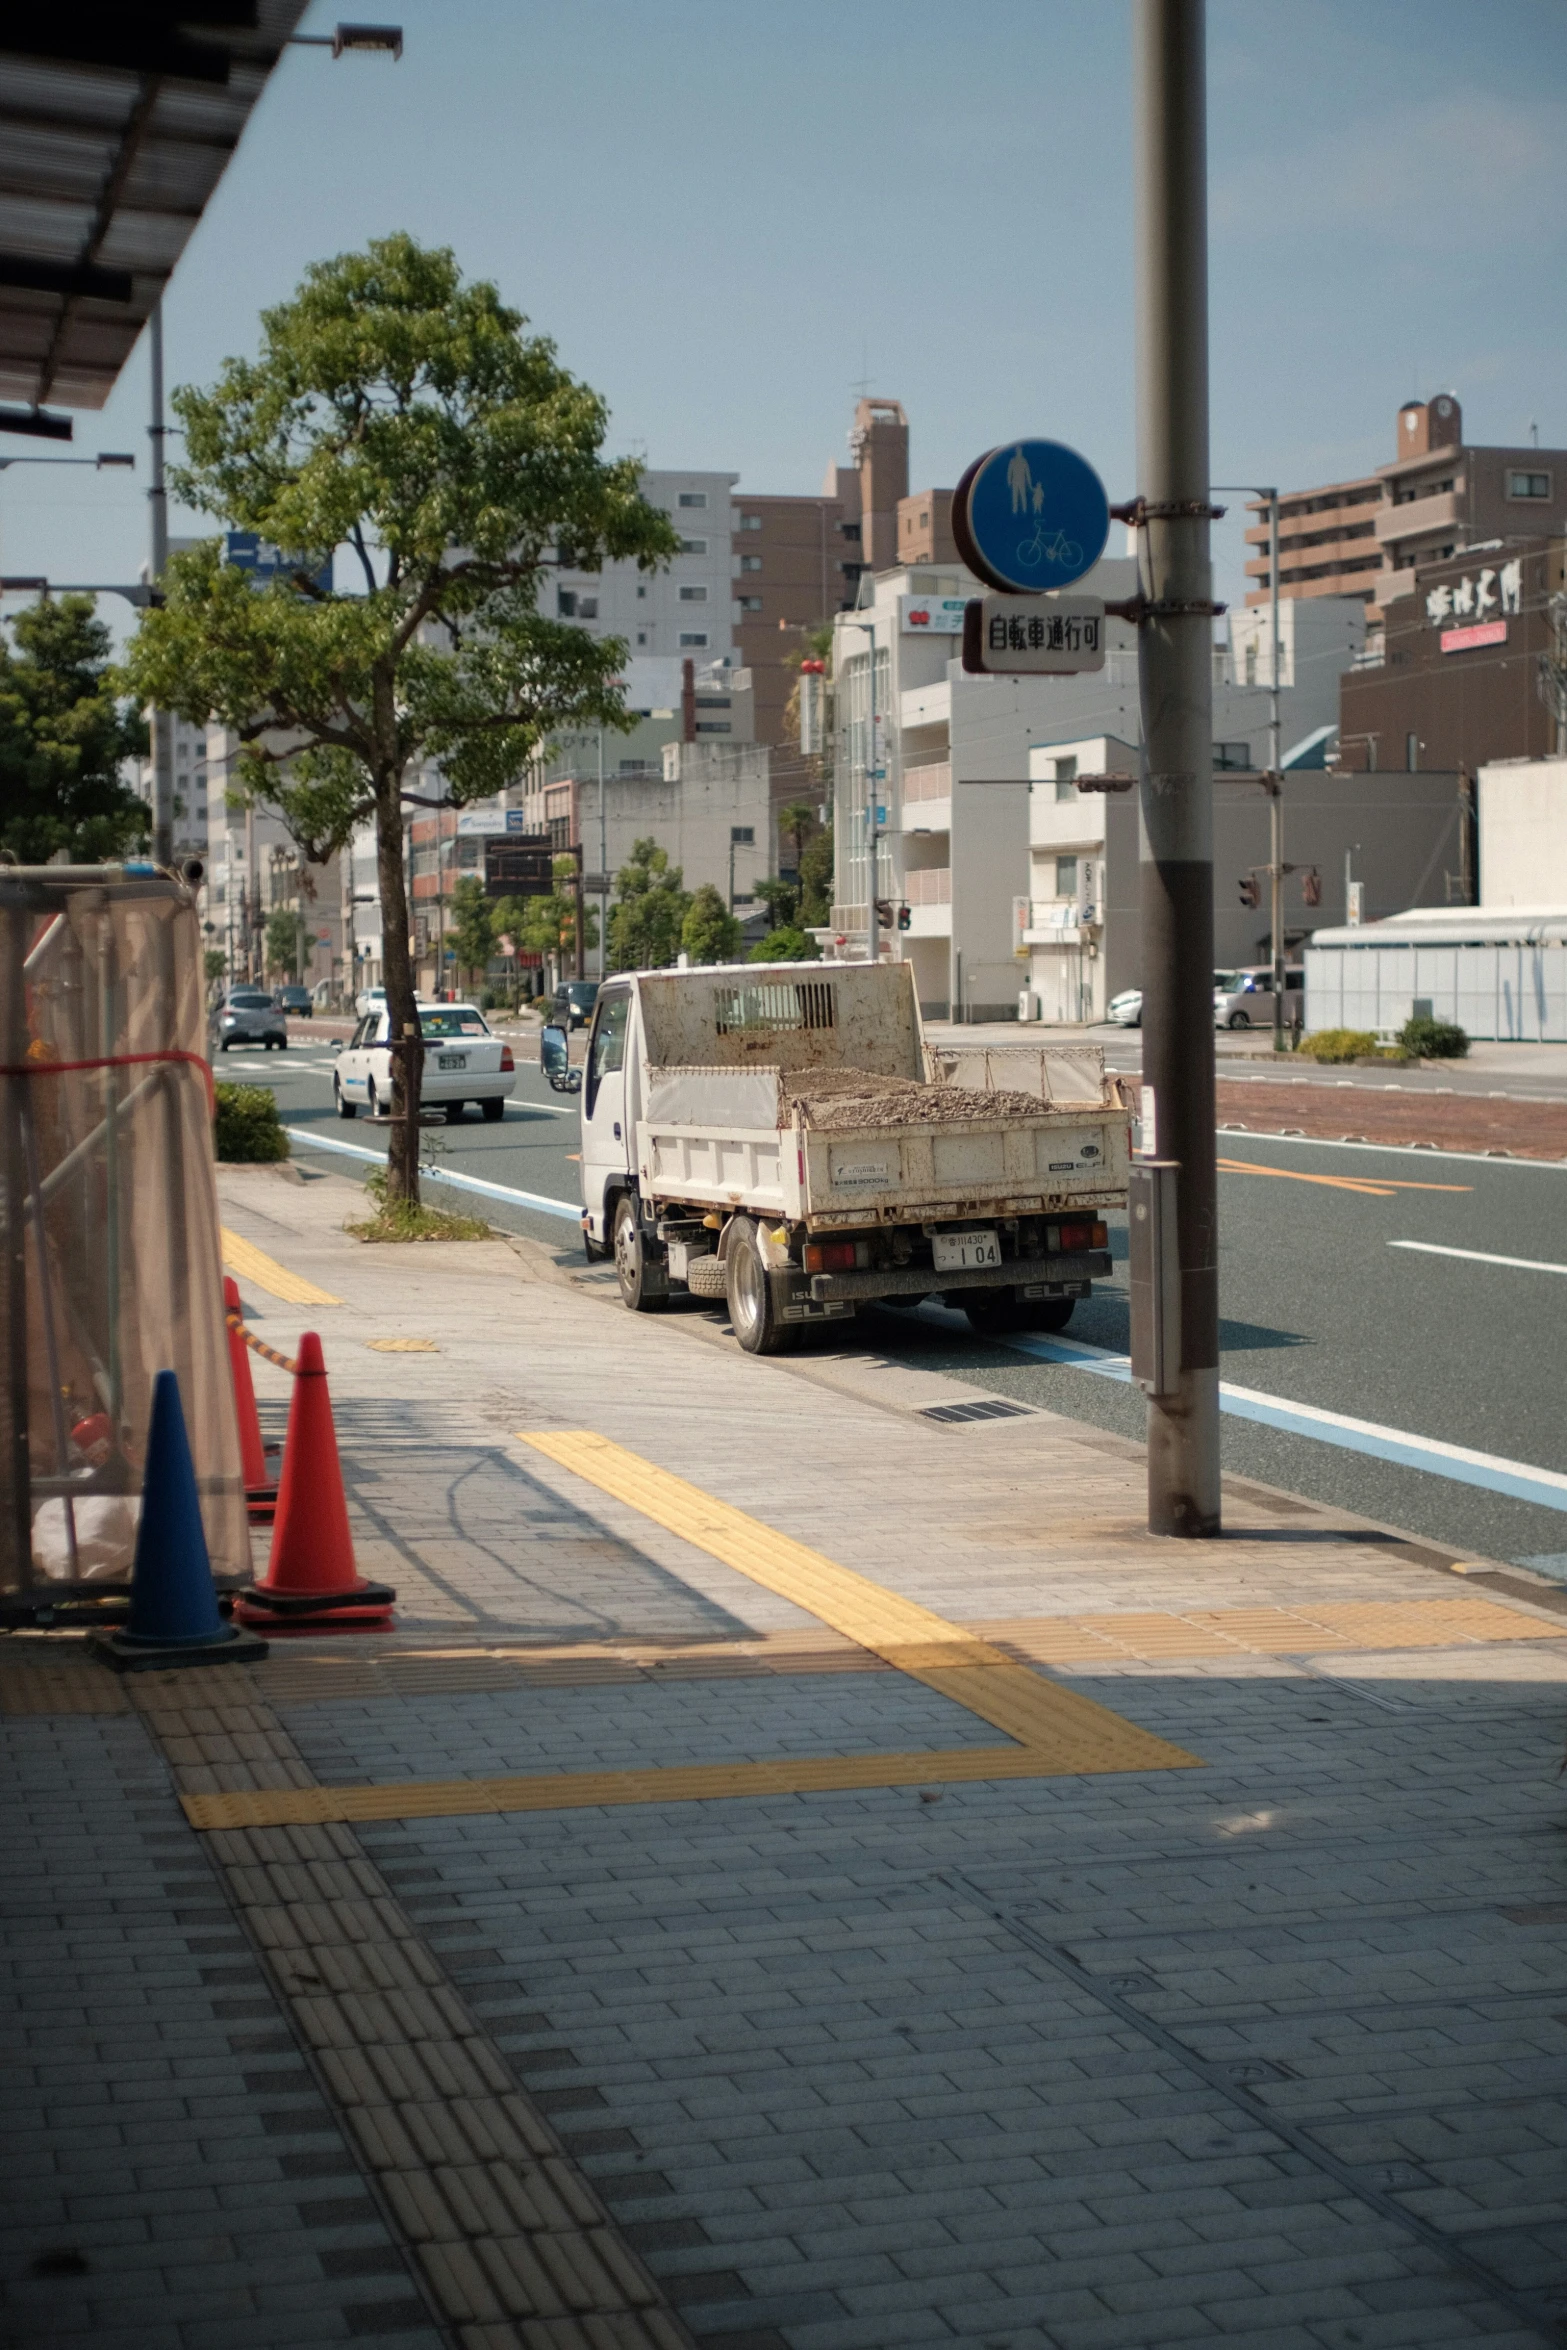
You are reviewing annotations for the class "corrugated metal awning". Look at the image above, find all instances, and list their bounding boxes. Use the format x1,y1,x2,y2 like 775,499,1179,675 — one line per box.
0,4,309,415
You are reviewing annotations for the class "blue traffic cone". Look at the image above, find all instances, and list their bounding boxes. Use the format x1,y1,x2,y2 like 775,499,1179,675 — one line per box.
91,1371,267,1672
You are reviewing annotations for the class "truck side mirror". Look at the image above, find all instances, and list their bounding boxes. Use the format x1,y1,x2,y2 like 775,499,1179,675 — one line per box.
541,1024,578,1092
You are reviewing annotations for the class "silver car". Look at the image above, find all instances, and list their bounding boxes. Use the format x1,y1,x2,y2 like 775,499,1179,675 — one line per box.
216,989,288,1051
1214,967,1303,1029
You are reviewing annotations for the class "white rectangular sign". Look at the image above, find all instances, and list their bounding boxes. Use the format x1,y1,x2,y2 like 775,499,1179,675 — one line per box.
900,594,968,635
969,594,1105,674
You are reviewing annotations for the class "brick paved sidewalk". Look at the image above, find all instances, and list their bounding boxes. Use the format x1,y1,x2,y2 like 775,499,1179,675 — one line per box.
3,1161,1565,2350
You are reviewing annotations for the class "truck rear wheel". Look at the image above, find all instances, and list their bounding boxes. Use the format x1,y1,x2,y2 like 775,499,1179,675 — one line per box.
613,1194,664,1313
726,1217,798,1355
962,1289,1076,1337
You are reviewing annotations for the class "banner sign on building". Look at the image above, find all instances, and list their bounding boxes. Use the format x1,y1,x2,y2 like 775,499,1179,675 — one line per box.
457,806,531,836
1440,619,1507,657
899,595,968,634
961,595,1106,676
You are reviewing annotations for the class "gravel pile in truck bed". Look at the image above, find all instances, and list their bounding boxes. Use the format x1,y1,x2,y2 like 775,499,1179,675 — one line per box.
783,1067,1049,1131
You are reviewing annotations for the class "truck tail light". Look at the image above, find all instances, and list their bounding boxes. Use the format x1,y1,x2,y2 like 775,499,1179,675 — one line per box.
803,1239,864,1273
499,1045,515,1071
1052,1219,1106,1253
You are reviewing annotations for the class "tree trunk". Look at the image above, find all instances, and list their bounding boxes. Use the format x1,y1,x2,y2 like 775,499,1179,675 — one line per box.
375,774,421,1204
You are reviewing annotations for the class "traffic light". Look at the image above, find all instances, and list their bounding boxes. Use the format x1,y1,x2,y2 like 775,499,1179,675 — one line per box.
896,903,911,932
875,898,893,929
1238,874,1260,908
1301,867,1322,907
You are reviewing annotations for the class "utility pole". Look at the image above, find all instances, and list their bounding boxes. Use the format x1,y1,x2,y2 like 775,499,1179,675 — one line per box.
597,729,607,980
1134,0,1221,1537
147,299,174,869
1214,484,1284,1049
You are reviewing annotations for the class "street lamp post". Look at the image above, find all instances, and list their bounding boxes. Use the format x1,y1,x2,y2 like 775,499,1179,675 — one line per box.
1215,482,1284,1051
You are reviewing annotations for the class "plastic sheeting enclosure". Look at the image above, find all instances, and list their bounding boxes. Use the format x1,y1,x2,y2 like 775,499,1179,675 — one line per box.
1,870,250,1606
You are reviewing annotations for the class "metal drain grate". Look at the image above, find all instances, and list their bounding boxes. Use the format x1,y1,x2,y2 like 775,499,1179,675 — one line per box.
921,1397,1033,1424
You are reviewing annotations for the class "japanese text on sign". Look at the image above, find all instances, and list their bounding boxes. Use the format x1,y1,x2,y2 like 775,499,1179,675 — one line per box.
988,609,1100,656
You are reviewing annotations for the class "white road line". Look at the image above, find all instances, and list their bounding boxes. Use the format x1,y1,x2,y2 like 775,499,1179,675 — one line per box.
1002,1330,1567,1516
1212,1131,1567,1173
282,1126,581,1223
1389,1239,1567,1276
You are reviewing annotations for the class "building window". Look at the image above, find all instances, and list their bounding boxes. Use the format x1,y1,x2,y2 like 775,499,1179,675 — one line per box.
577,595,598,619
1055,856,1079,899
679,537,707,554
738,595,763,612
738,513,762,531
456,838,481,868
679,585,708,603
1053,756,1077,802
636,583,646,598
557,588,577,617
678,631,709,647
696,722,732,735
840,521,861,542
1507,470,1550,500
739,554,762,573
678,492,707,509
636,630,648,645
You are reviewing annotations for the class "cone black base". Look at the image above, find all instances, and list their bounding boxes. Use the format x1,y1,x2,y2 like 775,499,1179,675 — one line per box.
233,1578,395,1630
90,1623,269,1673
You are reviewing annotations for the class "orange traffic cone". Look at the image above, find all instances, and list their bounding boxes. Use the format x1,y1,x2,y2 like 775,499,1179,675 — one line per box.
233,1333,394,1631
224,1277,279,1523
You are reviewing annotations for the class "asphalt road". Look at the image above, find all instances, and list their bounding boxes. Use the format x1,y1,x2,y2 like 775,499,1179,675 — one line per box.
235,1026,1567,1577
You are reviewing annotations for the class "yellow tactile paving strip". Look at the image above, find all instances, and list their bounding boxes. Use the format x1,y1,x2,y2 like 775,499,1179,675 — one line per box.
221,1226,341,1308
179,1435,1202,1831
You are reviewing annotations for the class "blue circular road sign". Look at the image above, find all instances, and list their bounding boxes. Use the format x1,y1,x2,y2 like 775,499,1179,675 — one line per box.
954,439,1109,594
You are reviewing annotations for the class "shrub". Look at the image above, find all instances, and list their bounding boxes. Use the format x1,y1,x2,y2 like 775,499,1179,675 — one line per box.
1401,1014,1468,1059
213,1082,289,1162
1297,1029,1380,1064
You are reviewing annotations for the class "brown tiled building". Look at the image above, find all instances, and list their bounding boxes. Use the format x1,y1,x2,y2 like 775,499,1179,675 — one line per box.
1338,537,1566,775
1246,397,1567,644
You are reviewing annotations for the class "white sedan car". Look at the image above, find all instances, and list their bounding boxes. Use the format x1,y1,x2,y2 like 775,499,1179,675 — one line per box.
333,1004,516,1122
1106,988,1143,1027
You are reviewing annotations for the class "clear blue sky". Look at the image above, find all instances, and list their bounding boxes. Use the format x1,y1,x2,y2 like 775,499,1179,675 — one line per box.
5,0,1564,635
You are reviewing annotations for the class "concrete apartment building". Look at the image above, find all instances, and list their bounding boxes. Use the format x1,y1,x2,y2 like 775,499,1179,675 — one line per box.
550,469,740,668
1025,733,1469,1024
1245,396,1567,647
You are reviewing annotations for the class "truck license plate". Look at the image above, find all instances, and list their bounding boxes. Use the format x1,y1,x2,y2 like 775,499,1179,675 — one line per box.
438,1053,466,1070
932,1229,1001,1273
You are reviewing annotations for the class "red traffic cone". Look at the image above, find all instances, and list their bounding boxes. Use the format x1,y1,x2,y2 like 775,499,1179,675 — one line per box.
224,1277,279,1523
233,1333,394,1631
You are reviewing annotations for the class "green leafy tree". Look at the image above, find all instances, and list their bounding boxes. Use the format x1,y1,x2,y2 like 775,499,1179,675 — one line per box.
745,877,813,962
0,596,147,863
680,882,741,965
121,234,677,1200
798,821,834,926
495,854,595,976
448,873,494,991
608,837,688,971
777,798,818,879
265,905,300,978
204,948,228,990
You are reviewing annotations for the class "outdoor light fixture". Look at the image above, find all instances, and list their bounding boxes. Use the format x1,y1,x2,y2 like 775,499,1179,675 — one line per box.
290,23,404,56
0,407,73,442
95,452,136,469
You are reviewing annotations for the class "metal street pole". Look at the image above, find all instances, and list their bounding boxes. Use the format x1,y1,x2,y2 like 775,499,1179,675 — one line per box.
147,299,174,869
1215,482,1285,1049
597,728,607,980
843,618,879,958
1134,0,1220,1537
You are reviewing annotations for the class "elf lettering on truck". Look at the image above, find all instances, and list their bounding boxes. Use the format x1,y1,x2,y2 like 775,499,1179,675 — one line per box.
568,961,1131,1356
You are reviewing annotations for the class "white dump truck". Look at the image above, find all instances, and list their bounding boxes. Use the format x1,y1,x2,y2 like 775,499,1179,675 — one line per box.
545,961,1131,1355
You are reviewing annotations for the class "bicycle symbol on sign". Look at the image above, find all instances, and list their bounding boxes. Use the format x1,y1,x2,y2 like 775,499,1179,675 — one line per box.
1015,514,1083,572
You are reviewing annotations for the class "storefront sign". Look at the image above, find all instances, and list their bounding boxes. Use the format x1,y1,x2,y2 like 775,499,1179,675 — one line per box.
1426,559,1521,627
1440,619,1507,656
899,595,968,634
